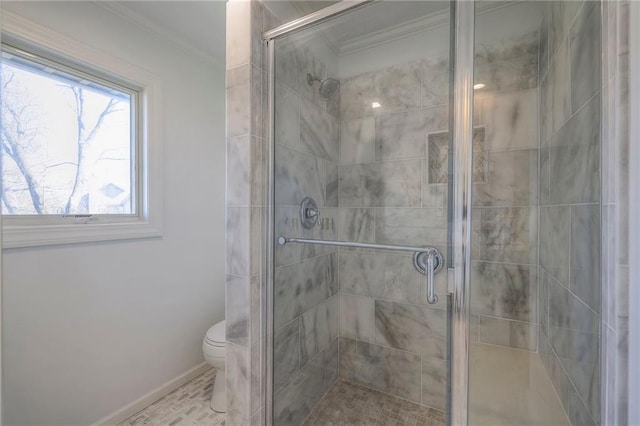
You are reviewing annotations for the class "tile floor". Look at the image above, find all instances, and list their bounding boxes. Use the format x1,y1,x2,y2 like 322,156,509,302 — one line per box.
120,369,443,426
120,343,568,425
303,379,446,426
119,368,225,426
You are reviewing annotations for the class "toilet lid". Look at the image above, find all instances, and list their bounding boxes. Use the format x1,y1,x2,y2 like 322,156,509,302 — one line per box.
205,320,226,344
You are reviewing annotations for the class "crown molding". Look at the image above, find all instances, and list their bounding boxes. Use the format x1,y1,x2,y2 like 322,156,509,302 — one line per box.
288,0,342,56
338,7,448,56
338,1,520,57
93,1,224,69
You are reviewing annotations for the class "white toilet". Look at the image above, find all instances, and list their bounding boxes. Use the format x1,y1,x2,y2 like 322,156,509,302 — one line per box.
203,320,226,412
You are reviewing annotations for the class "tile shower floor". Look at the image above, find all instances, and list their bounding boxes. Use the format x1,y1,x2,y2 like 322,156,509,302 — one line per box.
304,343,570,426
303,379,446,426
119,368,225,426
120,344,568,426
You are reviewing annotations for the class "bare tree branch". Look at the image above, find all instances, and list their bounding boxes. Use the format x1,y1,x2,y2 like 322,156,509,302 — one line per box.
1,80,45,214
2,72,123,215
85,98,118,142
2,72,15,91
65,87,120,214
1,132,43,213
45,161,77,170
0,197,16,215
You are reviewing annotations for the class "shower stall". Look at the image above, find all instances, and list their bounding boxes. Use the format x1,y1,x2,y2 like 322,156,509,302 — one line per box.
225,0,621,424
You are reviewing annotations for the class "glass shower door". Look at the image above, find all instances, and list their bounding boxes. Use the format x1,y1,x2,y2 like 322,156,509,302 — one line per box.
467,1,601,424
267,2,454,424
264,0,605,424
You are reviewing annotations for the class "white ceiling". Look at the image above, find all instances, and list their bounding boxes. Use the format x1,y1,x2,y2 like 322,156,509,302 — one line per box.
263,1,449,52
102,1,541,66
316,1,448,46
104,1,227,65
105,1,449,64
263,0,341,25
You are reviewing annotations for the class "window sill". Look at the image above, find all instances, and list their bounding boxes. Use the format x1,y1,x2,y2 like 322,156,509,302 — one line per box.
2,220,163,249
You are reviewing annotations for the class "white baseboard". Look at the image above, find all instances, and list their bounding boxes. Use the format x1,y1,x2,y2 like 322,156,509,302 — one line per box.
93,362,211,426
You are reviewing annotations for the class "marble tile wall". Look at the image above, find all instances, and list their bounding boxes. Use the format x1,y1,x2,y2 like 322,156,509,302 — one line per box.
226,2,345,423
225,1,266,424
537,1,603,425
225,1,341,423
471,37,540,360
337,33,541,412
470,38,539,351
226,2,620,425
270,16,342,426
600,1,630,425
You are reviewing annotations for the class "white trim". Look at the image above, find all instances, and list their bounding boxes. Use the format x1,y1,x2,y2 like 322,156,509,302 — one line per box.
1,11,164,248
93,1,223,69
338,7,450,56
338,1,518,56
627,3,640,425
92,362,211,426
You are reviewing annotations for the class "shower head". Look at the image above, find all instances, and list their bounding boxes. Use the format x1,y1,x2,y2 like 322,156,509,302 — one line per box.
306,73,340,99
319,78,340,100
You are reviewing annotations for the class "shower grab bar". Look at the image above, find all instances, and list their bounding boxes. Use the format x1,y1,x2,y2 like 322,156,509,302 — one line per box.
278,236,437,254
277,236,443,304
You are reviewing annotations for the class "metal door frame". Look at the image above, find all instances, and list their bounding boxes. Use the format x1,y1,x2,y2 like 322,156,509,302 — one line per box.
449,1,474,425
263,2,475,424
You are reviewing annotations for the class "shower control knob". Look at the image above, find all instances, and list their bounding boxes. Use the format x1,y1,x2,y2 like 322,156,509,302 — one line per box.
304,208,318,218
299,197,320,229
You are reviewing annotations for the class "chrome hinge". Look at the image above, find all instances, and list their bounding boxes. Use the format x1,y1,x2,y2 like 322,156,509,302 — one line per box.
447,267,455,294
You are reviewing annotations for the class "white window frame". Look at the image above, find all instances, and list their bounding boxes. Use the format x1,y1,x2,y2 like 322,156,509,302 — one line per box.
1,11,163,248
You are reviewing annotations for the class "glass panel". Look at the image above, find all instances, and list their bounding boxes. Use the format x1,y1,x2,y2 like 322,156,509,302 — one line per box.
1,46,134,215
270,1,452,424
468,1,601,424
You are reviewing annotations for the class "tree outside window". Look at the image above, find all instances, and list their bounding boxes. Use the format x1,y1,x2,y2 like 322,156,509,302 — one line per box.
1,47,135,216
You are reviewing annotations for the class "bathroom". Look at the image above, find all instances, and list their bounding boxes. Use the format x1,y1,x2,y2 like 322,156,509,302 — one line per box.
0,1,638,426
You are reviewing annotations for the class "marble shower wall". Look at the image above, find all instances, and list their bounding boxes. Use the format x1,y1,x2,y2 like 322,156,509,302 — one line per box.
337,33,540,411
225,1,267,424
537,1,602,425
271,30,341,426
600,1,629,425
337,54,450,412
226,2,616,424
225,2,343,423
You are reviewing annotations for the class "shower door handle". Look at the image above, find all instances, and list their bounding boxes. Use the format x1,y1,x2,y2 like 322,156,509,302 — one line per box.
424,251,438,304
279,236,443,305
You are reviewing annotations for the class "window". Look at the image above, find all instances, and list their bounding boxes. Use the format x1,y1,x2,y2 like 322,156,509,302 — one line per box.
1,15,162,248
1,44,137,217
